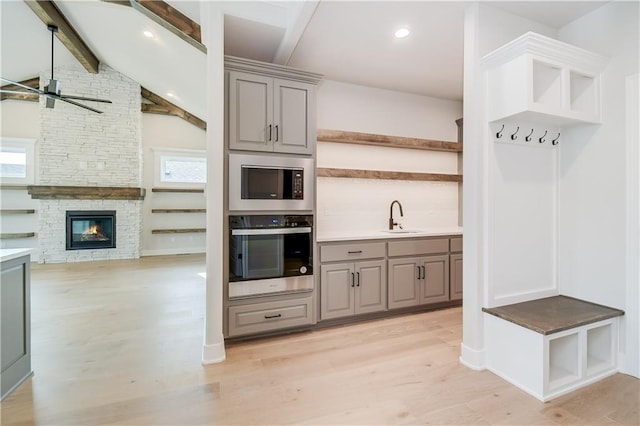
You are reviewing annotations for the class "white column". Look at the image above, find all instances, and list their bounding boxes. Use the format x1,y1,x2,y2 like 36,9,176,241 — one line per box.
201,3,226,364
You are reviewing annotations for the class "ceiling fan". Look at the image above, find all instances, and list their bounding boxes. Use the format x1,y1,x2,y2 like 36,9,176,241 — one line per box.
0,24,112,114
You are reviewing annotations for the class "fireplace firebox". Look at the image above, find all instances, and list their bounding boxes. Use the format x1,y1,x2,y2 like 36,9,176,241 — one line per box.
66,211,116,250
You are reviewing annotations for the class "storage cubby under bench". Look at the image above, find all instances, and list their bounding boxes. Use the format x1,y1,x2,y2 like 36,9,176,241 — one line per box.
483,295,624,401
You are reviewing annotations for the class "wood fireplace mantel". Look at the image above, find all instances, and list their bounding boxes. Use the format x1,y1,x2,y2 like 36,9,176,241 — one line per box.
27,186,146,200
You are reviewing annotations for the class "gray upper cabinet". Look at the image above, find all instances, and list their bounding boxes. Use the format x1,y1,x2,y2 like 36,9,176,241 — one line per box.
228,70,316,155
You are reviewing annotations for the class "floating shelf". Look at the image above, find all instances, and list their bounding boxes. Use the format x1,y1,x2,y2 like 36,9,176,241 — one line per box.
317,129,462,153
0,232,36,239
151,228,206,234
151,209,206,213
0,210,36,214
28,186,145,200
151,188,204,193
317,168,462,183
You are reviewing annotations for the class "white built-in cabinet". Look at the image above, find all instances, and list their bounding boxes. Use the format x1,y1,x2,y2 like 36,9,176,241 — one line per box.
485,32,607,126
226,56,321,155
482,32,615,402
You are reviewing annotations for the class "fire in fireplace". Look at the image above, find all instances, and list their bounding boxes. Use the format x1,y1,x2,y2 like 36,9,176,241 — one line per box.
66,211,116,250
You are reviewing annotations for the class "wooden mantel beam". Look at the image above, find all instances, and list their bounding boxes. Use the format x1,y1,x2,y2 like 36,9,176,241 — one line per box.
141,87,206,130
24,0,100,74
1,77,39,102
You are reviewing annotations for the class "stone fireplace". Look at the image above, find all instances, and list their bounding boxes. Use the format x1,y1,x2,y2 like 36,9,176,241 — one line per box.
66,210,116,250
34,63,143,263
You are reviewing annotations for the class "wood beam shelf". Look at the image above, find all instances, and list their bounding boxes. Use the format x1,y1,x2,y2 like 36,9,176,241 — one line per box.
317,129,462,153
0,185,29,190
0,210,36,214
151,228,206,234
28,186,145,200
152,209,206,213
151,188,204,193
317,168,462,183
0,232,36,239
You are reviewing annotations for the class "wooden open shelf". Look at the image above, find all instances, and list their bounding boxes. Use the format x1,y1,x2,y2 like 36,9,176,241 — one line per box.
28,186,145,200
317,168,462,183
151,209,206,213
151,188,205,193
0,232,36,239
317,129,462,153
0,185,30,190
0,209,36,214
151,228,206,234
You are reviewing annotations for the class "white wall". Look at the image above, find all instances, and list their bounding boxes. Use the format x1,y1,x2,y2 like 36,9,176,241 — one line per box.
316,80,462,235
556,1,639,377
461,3,557,368
0,101,40,258
141,113,206,256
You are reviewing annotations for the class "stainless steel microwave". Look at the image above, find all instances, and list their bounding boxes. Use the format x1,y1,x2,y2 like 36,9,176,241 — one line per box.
228,153,314,211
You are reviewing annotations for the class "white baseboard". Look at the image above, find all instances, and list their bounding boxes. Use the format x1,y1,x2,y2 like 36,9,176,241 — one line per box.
459,342,485,370
202,341,226,365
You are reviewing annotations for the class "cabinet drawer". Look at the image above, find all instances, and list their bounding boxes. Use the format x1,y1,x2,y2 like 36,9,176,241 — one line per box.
388,238,449,257
450,237,463,253
320,242,386,262
228,297,313,337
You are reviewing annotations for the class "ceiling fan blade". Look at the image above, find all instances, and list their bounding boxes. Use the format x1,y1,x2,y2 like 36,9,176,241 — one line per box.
60,94,112,104
55,96,104,114
0,77,43,95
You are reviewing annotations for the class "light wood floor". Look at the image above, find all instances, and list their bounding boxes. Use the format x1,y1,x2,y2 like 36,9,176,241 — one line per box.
1,254,638,425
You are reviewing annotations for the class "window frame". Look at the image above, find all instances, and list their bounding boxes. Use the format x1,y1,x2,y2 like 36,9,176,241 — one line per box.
152,147,206,189
0,137,37,185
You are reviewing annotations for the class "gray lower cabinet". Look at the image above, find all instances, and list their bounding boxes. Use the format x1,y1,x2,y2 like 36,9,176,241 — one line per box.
1,253,31,400
228,296,313,337
388,254,450,309
450,253,463,301
320,260,387,320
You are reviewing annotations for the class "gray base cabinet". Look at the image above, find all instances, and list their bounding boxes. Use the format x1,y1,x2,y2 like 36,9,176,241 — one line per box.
1,253,31,400
388,254,449,309
228,296,313,337
450,253,463,301
320,260,387,320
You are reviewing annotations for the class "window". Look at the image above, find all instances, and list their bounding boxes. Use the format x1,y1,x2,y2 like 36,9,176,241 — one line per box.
0,138,36,184
153,148,206,188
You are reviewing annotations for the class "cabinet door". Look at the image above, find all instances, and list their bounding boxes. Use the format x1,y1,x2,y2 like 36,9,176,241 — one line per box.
273,79,314,155
229,71,273,152
450,254,463,301
419,255,450,304
320,263,355,320
355,260,387,315
388,257,421,309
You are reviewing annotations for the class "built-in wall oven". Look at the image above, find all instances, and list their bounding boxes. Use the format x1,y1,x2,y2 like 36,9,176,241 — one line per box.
228,153,314,211
228,214,313,298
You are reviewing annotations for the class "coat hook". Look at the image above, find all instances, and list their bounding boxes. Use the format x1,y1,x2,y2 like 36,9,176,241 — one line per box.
496,124,504,139
525,129,534,142
510,126,520,140
539,130,548,144
552,133,560,145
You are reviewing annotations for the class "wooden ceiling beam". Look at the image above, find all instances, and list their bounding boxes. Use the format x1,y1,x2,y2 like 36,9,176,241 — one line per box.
1,77,40,102
24,0,100,74
141,87,206,130
130,0,206,53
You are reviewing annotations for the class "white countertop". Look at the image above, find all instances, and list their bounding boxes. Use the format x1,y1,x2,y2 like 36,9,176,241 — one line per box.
0,248,33,263
316,227,462,243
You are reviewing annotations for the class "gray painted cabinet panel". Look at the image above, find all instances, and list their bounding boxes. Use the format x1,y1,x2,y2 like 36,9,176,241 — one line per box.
273,80,314,154
228,296,313,337
354,260,387,315
388,257,421,309
450,253,463,301
419,255,449,304
1,254,31,401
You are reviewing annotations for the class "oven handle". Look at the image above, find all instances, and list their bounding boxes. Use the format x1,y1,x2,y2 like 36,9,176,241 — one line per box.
231,227,312,236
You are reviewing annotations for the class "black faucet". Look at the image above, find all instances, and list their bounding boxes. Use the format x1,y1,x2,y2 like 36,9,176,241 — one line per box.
389,200,404,230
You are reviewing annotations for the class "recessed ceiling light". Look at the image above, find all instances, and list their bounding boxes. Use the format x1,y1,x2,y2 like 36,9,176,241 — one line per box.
167,92,175,98
143,30,154,39
395,28,410,39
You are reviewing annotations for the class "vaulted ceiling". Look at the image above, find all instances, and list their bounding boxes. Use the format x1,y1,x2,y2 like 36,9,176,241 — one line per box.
1,0,608,122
